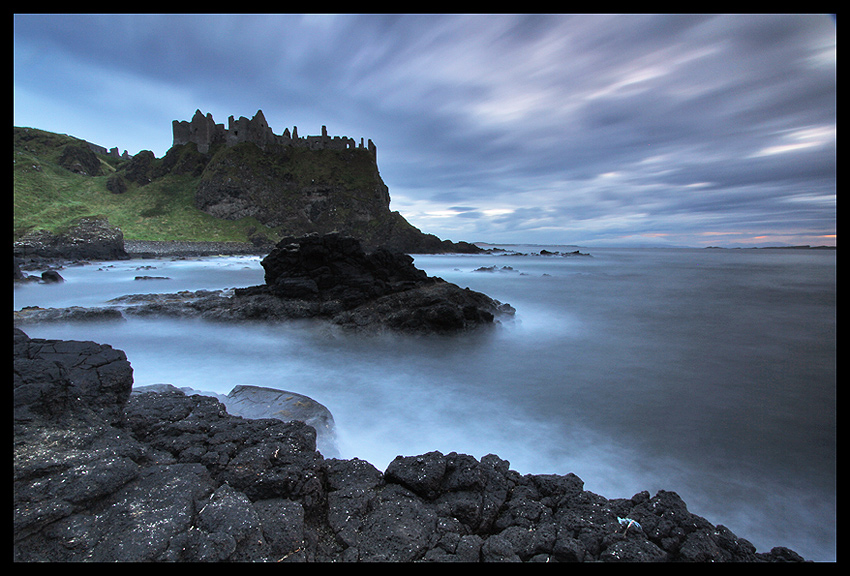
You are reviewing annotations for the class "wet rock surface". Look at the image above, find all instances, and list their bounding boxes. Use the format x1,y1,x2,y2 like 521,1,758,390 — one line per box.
14,327,807,562
132,383,338,458
262,233,430,304
14,234,515,334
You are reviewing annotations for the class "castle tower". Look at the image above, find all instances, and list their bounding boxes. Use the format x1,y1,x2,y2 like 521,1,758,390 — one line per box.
189,110,221,154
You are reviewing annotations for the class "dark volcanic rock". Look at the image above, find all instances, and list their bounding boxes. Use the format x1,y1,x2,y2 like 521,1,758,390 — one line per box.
14,328,133,425
261,233,430,305
14,305,126,324
132,383,338,458
13,328,808,562
16,234,513,334
244,233,514,332
331,281,512,332
14,216,130,262
252,233,512,332
40,270,65,284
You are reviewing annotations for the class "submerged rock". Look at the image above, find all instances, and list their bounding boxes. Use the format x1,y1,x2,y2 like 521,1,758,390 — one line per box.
223,385,336,451
14,328,808,562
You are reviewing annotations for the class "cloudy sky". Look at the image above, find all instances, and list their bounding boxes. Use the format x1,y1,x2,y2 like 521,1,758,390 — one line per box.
14,14,836,247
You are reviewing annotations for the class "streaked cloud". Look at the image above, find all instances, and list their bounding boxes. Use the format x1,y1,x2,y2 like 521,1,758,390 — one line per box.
13,13,835,246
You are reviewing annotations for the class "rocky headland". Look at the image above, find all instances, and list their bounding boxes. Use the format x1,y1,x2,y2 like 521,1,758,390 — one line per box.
15,116,483,256
13,327,807,562
15,233,515,334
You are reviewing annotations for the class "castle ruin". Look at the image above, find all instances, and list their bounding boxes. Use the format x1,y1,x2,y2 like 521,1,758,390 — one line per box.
85,141,133,160
172,109,377,162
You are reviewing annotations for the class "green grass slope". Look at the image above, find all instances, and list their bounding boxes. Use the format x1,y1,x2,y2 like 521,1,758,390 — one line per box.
13,127,279,243
14,126,479,253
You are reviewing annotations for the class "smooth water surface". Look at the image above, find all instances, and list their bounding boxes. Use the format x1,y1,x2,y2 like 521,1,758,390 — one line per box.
14,247,836,561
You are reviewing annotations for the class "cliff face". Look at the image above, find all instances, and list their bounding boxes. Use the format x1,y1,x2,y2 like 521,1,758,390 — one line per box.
166,109,475,253
189,141,478,253
196,144,389,245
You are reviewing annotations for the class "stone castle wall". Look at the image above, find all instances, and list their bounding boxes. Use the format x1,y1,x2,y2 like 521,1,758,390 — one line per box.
85,141,132,160
172,109,377,162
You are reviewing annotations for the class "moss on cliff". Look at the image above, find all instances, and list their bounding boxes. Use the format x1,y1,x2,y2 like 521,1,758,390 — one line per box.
14,126,479,253
195,142,402,249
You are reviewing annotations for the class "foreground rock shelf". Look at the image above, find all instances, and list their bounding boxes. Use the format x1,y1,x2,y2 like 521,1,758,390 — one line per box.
13,328,806,562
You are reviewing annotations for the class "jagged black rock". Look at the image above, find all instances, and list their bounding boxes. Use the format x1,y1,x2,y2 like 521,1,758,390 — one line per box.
13,328,807,562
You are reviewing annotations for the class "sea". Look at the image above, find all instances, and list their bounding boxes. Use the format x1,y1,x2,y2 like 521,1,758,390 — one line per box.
13,245,836,561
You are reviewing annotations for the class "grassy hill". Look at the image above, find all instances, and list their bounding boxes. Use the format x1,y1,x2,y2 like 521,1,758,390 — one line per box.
14,126,480,253
13,127,281,243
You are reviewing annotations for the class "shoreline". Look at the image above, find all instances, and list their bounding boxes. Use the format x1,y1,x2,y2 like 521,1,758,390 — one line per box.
124,240,269,258
13,328,809,562
12,238,830,561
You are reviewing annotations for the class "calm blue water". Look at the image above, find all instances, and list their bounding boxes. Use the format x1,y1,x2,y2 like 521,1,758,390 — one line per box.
13,247,836,561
